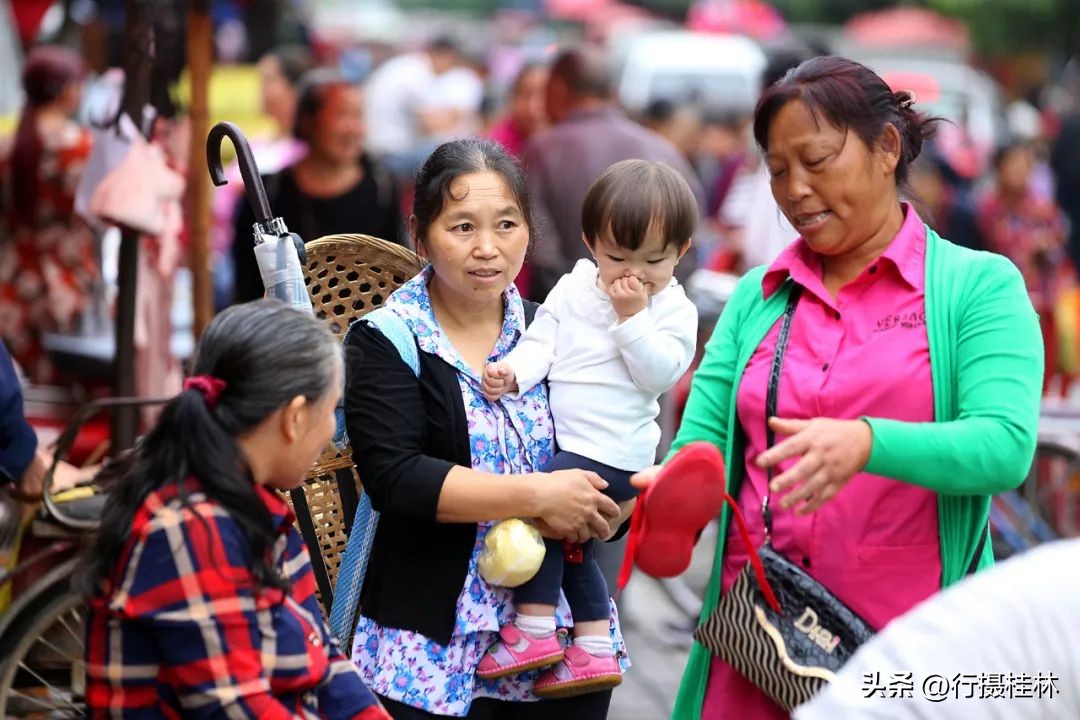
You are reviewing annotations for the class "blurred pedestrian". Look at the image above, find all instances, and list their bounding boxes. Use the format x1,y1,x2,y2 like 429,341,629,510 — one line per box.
699,110,750,220
979,140,1070,395
633,56,1043,719
1051,58,1080,273
907,147,984,252
256,45,315,169
419,48,484,147
0,45,97,384
231,70,402,304
488,62,550,298
714,50,808,273
641,99,705,166
524,47,704,303
488,63,549,159
697,111,751,272
365,37,479,184
0,340,92,500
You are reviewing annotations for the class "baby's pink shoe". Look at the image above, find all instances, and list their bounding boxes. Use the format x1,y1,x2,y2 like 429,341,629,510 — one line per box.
477,623,565,680
533,646,622,699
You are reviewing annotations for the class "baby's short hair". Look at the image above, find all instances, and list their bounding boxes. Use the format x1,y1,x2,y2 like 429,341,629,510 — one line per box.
581,159,698,252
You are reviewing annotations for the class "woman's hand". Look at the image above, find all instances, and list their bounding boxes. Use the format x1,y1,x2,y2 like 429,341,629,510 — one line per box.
630,464,662,492
532,519,567,541
755,417,873,515
52,459,99,493
9,450,97,503
533,469,621,543
596,498,636,541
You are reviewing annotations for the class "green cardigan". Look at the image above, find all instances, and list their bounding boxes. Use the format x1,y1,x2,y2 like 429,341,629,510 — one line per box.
669,227,1044,718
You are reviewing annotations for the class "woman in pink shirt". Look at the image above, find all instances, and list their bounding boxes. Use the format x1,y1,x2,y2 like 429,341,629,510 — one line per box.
487,63,549,158
634,57,1044,718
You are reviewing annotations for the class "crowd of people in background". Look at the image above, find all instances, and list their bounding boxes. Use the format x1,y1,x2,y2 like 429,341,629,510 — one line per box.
198,31,1080,323
3,13,1080,720
6,33,1080,402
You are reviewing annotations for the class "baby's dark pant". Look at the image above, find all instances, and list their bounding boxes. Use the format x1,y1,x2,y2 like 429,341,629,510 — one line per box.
514,451,638,622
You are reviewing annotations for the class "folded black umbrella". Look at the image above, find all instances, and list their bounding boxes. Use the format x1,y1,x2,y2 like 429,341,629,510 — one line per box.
206,121,312,312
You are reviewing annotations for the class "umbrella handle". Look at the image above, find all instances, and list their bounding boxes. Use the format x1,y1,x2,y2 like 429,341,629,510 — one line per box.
206,121,272,224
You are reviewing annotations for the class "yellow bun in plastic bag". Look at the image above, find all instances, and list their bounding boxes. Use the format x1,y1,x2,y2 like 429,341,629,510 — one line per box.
478,518,546,588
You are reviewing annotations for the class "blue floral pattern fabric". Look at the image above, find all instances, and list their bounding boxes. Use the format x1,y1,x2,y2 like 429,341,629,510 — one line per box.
350,266,629,716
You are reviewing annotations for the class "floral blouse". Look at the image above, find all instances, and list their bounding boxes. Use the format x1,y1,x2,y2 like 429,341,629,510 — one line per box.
350,266,629,716
0,124,98,383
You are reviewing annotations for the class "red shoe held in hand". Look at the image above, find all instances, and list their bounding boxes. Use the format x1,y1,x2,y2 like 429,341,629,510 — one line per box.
617,442,726,589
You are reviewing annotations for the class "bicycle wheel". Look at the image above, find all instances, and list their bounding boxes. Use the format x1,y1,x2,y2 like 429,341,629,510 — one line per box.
1024,441,1080,537
0,575,87,719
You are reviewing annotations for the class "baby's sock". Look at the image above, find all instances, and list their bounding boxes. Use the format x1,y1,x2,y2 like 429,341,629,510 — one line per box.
513,614,556,638
575,634,615,658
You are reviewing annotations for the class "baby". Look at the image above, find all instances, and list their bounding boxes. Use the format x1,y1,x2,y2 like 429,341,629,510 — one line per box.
478,159,699,698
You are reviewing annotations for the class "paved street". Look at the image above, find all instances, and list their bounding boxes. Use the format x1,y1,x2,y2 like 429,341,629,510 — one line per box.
609,524,716,720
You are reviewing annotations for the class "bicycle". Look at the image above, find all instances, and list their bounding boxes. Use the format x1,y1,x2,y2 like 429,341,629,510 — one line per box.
0,397,165,719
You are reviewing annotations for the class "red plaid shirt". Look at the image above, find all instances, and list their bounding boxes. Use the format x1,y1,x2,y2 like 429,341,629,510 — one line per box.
85,479,389,720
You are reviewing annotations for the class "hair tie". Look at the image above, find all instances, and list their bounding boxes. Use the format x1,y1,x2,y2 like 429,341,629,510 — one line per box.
183,375,227,409
897,91,917,111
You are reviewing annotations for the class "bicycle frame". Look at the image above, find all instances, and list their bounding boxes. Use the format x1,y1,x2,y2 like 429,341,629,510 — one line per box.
0,396,174,707
0,396,171,602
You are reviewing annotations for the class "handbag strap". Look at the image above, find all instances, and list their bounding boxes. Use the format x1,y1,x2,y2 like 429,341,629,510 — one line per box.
762,285,803,540
720,489,783,613
709,284,801,613
967,524,988,575
684,285,802,613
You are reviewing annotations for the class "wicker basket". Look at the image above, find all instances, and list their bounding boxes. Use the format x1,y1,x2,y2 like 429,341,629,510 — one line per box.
283,234,423,620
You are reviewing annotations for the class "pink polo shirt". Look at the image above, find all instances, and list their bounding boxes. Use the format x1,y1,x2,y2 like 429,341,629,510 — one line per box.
704,205,941,719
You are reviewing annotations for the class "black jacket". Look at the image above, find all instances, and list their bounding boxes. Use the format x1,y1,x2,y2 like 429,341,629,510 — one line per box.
343,303,538,645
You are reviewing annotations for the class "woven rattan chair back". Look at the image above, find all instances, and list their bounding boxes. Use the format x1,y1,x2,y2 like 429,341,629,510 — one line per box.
286,234,423,618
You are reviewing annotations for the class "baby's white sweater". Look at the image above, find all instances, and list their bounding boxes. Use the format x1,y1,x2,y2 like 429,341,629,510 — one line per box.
506,259,698,471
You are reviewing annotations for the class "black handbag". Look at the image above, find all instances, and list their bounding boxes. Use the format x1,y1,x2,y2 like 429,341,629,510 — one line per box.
693,284,985,711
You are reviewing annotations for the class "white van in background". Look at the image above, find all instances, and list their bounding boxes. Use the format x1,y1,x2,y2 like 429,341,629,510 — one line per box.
614,31,767,117
843,51,1009,176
